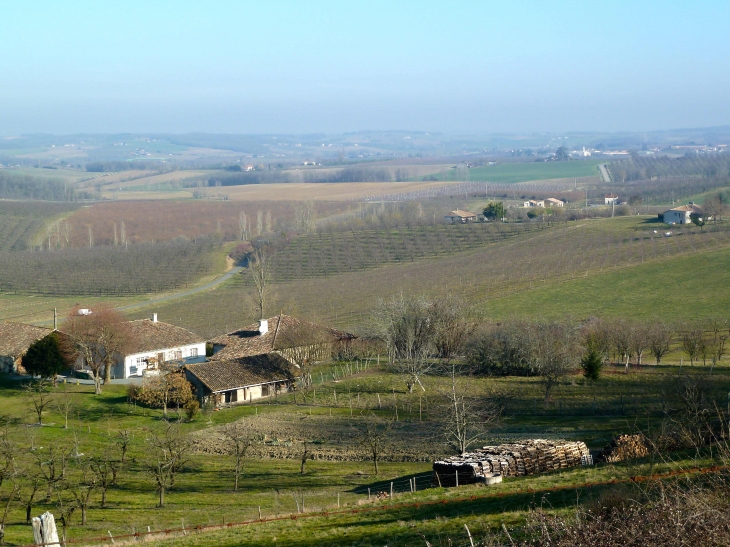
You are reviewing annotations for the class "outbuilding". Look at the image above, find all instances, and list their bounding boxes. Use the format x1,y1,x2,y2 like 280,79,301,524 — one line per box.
185,353,295,407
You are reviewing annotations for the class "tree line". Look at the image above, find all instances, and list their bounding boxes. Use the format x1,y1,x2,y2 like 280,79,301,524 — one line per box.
608,154,730,183
0,172,89,201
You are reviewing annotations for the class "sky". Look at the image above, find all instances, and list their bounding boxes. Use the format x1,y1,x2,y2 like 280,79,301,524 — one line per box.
0,0,728,135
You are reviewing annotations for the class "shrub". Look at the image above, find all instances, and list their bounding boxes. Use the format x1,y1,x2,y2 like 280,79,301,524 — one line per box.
184,399,200,421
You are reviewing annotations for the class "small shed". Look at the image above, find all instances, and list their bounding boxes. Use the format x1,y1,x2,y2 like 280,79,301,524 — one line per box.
0,323,53,374
185,353,295,407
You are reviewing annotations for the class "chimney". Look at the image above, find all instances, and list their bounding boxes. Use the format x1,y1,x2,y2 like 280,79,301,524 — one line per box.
152,313,158,323
258,319,268,335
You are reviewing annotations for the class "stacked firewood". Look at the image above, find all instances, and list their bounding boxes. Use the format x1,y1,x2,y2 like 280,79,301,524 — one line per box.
599,434,649,463
432,439,590,487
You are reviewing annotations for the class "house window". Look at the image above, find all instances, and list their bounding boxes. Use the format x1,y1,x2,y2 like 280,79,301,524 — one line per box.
190,348,198,358
130,365,138,376
173,351,182,361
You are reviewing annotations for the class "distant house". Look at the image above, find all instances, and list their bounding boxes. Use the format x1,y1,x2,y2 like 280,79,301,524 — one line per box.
662,203,705,225
444,210,478,224
109,314,205,379
185,353,295,407
0,323,53,374
604,194,619,205
209,314,355,362
522,200,545,208
545,198,564,207
244,164,254,171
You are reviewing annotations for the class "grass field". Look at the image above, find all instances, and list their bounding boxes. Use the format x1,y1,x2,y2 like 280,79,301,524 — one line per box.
0,360,727,547
429,160,604,183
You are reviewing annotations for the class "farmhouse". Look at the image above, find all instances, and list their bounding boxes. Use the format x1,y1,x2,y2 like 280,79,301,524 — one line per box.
111,314,205,378
209,314,355,362
662,203,705,225
185,353,295,406
545,198,564,207
0,323,53,374
522,200,545,208
604,194,619,205
444,210,478,224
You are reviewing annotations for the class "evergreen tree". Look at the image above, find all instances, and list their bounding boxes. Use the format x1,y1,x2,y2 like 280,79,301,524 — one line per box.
21,333,71,380
581,349,602,381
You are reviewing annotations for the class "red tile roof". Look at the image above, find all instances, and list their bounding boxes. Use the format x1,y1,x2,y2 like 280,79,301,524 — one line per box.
209,314,355,361
185,353,295,393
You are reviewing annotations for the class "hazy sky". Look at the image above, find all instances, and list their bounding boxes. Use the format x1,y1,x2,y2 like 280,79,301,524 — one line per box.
1,0,728,134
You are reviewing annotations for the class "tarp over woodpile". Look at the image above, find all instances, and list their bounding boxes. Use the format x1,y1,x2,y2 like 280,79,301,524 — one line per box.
432,439,590,487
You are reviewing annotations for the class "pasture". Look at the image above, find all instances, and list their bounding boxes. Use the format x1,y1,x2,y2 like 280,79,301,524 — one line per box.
429,159,604,183
0,360,727,547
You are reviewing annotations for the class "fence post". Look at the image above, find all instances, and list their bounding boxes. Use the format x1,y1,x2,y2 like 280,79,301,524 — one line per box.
258,506,262,520
337,492,340,507
368,488,371,501
465,524,475,547
390,482,393,499
456,470,459,487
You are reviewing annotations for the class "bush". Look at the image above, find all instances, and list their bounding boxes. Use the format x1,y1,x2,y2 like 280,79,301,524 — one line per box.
184,399,200,421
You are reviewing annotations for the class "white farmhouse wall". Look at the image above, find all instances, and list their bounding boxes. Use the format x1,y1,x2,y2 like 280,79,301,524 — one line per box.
664,210,690,225
120,342,206,378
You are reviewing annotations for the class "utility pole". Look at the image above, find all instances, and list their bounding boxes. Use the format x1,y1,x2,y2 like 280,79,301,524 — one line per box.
53,308,57,330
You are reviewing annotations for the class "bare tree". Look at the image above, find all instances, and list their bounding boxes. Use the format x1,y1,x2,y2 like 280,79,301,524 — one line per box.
532,322,580,405
115,430,131,464
24,380,54,425
34,443,71,502
630,322,650,366
354,413,392,475
610,319,633,372
681,323,705,366
372,294,436,393
648,322,673,365
68,461,96,525
275,319,330,392
89,454,119,508
55,382,76,429
146,423,191,507
62,306,132,394
222,419,258,491
429,295,478,361
248,246,273,321
441,366,502,455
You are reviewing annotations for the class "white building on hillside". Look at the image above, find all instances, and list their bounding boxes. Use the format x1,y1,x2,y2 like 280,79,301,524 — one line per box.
112,314,206,378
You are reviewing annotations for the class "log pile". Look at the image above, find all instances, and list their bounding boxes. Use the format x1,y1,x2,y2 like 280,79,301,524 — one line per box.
599,434,649,463
432,439,590,487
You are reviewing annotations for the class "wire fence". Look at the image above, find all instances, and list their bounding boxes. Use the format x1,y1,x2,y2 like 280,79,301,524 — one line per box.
19,463,728,547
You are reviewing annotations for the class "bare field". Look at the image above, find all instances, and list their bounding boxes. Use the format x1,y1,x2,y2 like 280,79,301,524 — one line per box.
215,181,461,201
